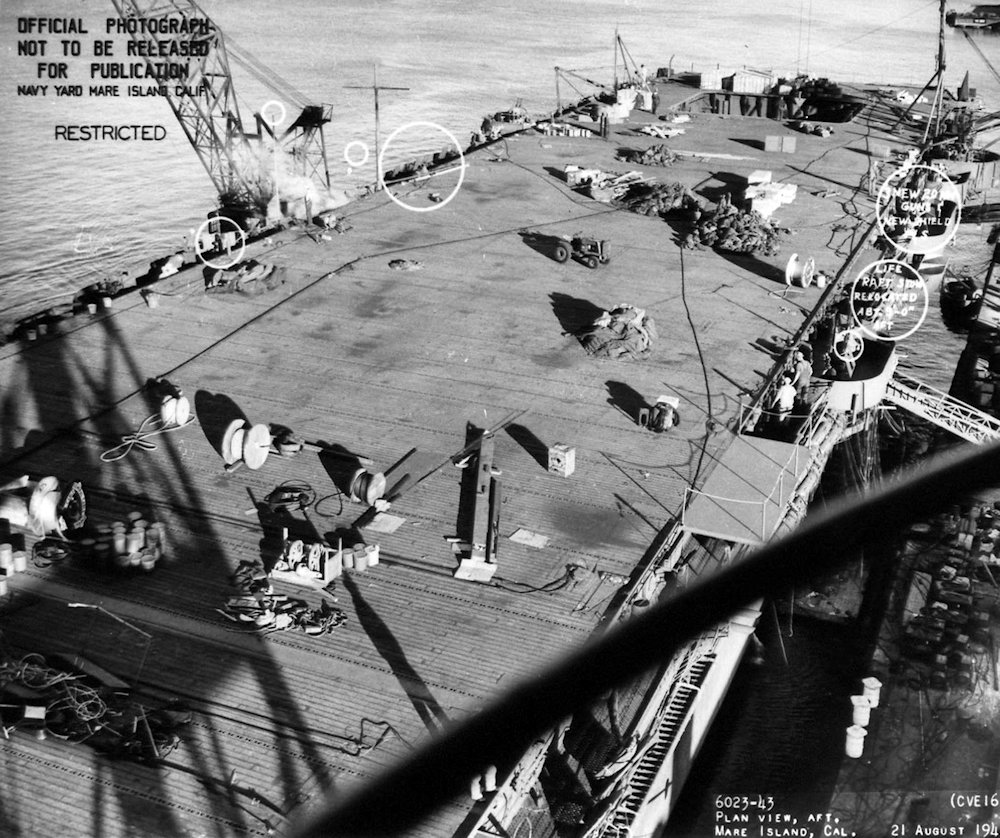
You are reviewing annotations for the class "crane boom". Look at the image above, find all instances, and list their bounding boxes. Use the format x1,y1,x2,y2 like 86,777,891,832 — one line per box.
111,0,259,207
111,0,332,213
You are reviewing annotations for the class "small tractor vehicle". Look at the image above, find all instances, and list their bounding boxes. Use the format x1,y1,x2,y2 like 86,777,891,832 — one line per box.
553,236,611,269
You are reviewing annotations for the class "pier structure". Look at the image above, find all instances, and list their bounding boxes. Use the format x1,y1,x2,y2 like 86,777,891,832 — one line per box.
823,213,1000,838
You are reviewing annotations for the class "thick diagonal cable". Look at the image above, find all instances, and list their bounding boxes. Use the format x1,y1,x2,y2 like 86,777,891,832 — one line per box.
293,439,1000,838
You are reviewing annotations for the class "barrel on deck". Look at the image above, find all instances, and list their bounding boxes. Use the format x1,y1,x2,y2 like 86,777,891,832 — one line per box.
845,725,867,758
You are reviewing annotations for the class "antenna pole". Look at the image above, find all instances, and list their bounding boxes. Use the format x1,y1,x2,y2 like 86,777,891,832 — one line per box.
889,0,950,146
374,65,381,189
929,0,948,142
554,67,562,119
613,26,618,90
937,0,947,77
345,66,409,192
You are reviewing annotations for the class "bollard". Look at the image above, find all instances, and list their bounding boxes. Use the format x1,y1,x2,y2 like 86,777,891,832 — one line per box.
845,725,867,758
851,695,872,726
862,676,882,708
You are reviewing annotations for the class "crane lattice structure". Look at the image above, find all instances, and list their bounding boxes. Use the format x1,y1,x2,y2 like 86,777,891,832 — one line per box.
111,0,332,212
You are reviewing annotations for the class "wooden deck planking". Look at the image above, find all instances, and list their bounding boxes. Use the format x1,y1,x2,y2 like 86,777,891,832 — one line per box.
0,91,903,837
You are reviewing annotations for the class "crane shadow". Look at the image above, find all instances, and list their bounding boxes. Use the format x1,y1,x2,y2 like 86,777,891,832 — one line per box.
340,572,450,735
0,310,336,834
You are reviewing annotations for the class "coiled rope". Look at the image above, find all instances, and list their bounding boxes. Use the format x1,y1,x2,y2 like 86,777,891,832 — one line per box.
101,413,196,462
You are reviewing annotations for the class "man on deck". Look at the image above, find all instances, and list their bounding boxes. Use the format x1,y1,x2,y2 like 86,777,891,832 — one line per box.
791,348,813,400
772,375,797,426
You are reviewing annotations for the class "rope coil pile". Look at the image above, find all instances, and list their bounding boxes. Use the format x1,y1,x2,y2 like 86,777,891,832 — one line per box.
616,143,679,167
612,181,699,218
683,193,787,255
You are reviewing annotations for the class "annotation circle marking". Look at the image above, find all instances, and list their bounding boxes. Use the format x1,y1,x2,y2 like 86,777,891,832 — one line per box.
848,258,928,342
343,140,370,168
875,163,962,256
832,328,865,364
378,120,466,212
260,99,287,126
194,216,246,270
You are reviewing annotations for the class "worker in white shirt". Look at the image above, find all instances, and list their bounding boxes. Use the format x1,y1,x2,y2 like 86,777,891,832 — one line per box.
772,375,797,425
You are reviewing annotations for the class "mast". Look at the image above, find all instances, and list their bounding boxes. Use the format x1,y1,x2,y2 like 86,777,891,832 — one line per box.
889,0,949,149
375,65,382,189
937,0,947,79
613,25,619,90
930,0,948,141
345,66,409,191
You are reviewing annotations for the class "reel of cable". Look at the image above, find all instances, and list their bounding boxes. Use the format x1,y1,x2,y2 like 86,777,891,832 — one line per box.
271,425,304,457
160,393,191,427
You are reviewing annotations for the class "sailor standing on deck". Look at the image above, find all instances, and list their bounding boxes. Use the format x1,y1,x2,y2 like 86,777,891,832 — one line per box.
791,348,813,401
834,329,862,378
772,375,797,425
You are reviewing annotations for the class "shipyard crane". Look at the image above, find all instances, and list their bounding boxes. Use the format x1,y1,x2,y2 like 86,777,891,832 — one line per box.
555,32,646,114
887,0,1000,162
110,0,333,217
